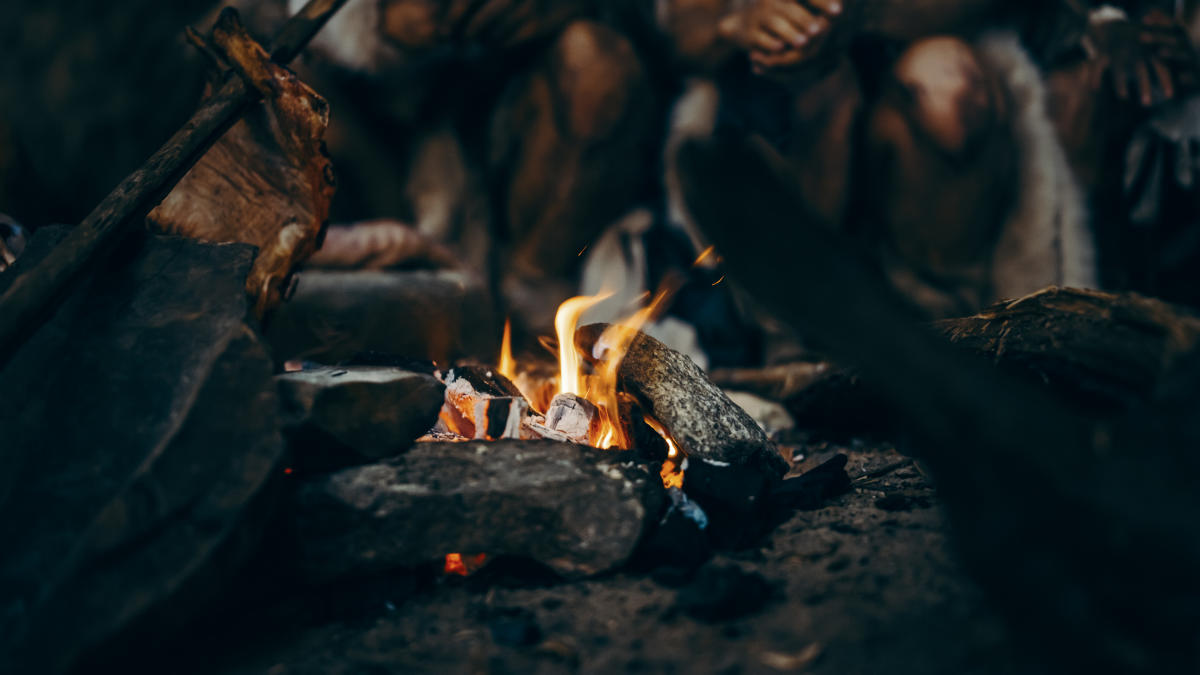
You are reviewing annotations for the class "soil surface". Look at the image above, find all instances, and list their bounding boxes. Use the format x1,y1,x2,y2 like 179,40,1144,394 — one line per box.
161,443,1033,675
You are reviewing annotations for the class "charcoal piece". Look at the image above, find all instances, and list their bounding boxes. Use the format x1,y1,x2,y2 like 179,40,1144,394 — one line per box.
682,457,774,548
637,488,712,570
0,233,283,674
473,397,530,440
619,394,669,463
443,365,532,439
446,364,524,398
290,441,667,581
264,269,494,366
576,324,787,477
676,565,774,622
277,365,445,462
769,454,852,511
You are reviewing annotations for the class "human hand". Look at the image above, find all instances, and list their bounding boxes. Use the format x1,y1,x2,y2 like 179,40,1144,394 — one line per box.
720,0,843,73
1087,9,1199,106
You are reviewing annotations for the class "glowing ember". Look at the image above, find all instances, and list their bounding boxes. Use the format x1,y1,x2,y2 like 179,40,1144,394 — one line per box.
693,245,716,266
555,293,611,397
443,552,487,576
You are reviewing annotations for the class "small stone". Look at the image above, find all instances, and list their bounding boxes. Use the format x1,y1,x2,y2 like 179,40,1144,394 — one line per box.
278,365,445,463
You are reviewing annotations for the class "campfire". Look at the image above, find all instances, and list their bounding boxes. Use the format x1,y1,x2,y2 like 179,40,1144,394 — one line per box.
9,0,1200,673
431,290,687,491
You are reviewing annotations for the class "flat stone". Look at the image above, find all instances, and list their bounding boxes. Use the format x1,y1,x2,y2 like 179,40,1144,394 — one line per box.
278,365,445,462
289,441,666,581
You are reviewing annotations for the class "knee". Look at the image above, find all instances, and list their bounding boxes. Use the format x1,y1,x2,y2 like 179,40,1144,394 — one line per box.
887,36,1001,156
551,20,647,139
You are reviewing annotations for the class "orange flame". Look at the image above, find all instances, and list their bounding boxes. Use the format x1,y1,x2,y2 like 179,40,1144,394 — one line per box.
498,318,516,380
555,293,612,397
496,283,687,488
590,288,673,449
645,416,684,488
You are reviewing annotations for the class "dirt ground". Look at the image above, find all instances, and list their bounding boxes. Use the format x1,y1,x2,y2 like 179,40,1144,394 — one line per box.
156,443,1037,675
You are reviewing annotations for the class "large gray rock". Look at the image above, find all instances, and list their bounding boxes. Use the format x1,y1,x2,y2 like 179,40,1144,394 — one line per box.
278,365,445,461
0,232,283,674
290,441,666,581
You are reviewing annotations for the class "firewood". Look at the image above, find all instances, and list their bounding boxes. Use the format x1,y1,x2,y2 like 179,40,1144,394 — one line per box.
709,361,833,402
0,230,283,674
288,441,667,581
936,287,1200,412
575,324,789,478
0,0,350,369
676,133,1200,673
148,9,336,318
473,397,532,440
544,392,600,444
442,365,531,438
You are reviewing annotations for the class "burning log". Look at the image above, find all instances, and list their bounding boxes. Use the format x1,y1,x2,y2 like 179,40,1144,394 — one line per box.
472,397,532,440
148,9,336,318
575,324,788,478
288,441,666,581
0,230,283,674
278,365,445,468
442,365,533,440
543,392,601,444
263,270,494,366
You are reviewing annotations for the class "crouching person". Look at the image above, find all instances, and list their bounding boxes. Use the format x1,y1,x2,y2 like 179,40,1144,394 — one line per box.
660,0,1100,318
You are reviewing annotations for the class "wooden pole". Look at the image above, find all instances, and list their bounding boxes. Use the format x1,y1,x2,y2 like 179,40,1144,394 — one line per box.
0,0,348,367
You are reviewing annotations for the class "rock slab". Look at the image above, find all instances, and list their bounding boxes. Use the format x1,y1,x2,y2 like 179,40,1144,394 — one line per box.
291,441,666,580
0,233,283,674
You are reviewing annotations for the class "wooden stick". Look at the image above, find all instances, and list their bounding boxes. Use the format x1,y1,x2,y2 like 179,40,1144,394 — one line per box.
0,0,348,367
